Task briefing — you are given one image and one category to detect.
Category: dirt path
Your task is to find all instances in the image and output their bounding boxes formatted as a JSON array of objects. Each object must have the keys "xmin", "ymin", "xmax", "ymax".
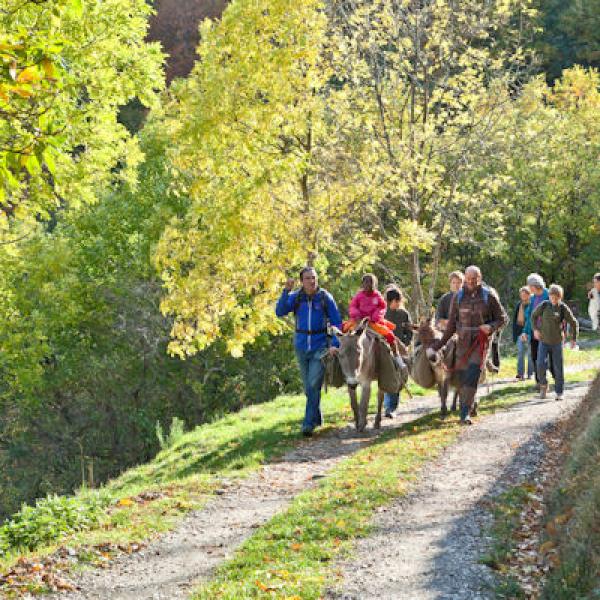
[
  {"xmin": 327, "ymin": 378, "xmax": 594, "ymax": 600},
  {"xmin": 47, "ymin": 361, "xmax": 598, "ymax": 600},
  {"xmin": 47, "ymin": 389, "xmax": 443, "ymax": 600}
]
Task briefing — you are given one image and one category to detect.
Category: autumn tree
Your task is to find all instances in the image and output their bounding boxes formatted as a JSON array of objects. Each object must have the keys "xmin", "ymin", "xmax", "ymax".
[
  {"xmin": 155, "ymin": 0, "xmax": 352, "ymax": 357},
  {"xmin": 0, "ymin": 0, "xmax": 163, "ymax": 227},
  {"xmin": 327, "ymin": 0, "xmax": 535, "ymax": 316},
  {"xmin": 501, "ymin": 67, "xmax": 600, "ymax": 299}
]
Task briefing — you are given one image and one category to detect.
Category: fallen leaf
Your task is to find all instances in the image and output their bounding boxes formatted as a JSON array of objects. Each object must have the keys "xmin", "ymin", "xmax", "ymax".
[{"xmin": 539, "ymin": 540, "xmax": 555, "ymax": 554}]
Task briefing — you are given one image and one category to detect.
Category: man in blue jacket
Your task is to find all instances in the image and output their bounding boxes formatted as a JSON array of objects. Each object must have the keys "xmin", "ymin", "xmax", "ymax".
[{"xmin": 276, "ymin": 267, "xmax": 342, "ymax": 436}]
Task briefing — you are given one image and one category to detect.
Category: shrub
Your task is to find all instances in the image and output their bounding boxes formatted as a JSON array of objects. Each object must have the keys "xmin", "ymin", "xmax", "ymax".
[{"xmin": 0, "ymin": 492, "xmax": 110, "ymax": 555}]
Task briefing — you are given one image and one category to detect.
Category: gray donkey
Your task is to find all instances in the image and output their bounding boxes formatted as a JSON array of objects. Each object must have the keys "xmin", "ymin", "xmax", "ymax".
[{"xmin": 333, "ymin": 320, "xmax": 408, "ymax": 431}]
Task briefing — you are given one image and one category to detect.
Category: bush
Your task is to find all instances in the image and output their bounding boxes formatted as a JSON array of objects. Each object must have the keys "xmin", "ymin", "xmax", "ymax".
[
  {"xmin": 0, "ymin": 492, "xmax": 110, "ymax": 555},
  {"xmin": 156, "ymin": 416, "xmax": 186, "ymax": 450}
]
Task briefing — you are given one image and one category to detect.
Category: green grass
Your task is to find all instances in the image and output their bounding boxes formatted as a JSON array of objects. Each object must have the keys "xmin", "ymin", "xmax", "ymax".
[
  {"xmin": 0, "ymin": 345, "xmax": 596, "ymax": 592},
  {"xmin": 192, "ymin": 370, "xmax": 599, "ymax": 600},
  {"xmin": 193, "ymin": 410, "xmax": 459, "ymax": 599},
  {"xmin": 0, "ymin": 381, "xmax": 425, "ymax": 576},
  {"xmin": 479, "ymin": 484, "xmax": 531, "ymax": 599}
]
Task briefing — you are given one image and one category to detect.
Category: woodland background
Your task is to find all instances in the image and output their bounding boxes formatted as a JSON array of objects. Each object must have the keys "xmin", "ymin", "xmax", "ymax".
[{"xmin": 0, "ymin": 0, "xmax": 599, "ymax": 519}]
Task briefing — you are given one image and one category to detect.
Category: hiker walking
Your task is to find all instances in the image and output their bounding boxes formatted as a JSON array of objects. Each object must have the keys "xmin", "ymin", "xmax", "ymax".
[
  {"xmin": 522, "ymin": 273, "xmax": 553, "ymax": 387},
  {"xmin": 513, "ymin": 286, "xmax": 534, "ymax": 380},
  {"xmin": 432, "ymin": 265, "xmax": 508, "ymax": 424},
  {"xmin": 276, "ymin": 267, "xmax": 342, "ymax": 437},
  {"xmin": 435, "ymin": 270, "xmax": 464, "ymax": 330},
  {"xmin": 531, "ymin": 284, "xmax": 578, "ymax": 401},
  {"xmin": 382, "ymin": 285, "xmax": 412, "ymax": 418}
]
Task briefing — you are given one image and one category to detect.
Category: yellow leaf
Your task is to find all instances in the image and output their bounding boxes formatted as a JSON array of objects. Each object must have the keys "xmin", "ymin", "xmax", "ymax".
[
  {"xmin": 290, "ymin": 542, "xmax": 303, "ymax": 551},
  {"xmin": 16, "ymin": 66, "xmax": 39, "ymax": 83},
  {"xmin": 42, "ymin": 58, "xmax": 56, "ymax": 79},
  {"xmin": 117, "ymin": 498, "xmax": 135, "ymax": 507},
  {"xmin": 554, "ymin": 513, "xmax": 570, "ymax": 525},
  {"xmin": 11, "ymin": 87, "xmax": 32, "ymax": 98}
]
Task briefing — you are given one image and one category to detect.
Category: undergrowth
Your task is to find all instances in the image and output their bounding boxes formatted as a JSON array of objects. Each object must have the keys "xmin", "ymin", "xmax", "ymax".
[{"xmin": 540, "ymin": 374, "xmax": 600, "ymax": 599}]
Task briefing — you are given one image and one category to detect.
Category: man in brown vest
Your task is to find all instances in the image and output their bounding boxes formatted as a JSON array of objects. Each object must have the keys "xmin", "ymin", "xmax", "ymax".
[{"xmin": 433, "ymin": 265, "xmax": 508, "ymax": 424}]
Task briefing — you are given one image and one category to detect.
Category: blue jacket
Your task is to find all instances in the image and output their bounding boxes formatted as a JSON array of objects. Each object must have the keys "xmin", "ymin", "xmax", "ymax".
[
  {"xmin": 522, "ymin": 289, "xmax": 549, "ymax": 340},
  {"xmin": 276, "ymin": 287, "xmax": 342, "ymax": 352}
]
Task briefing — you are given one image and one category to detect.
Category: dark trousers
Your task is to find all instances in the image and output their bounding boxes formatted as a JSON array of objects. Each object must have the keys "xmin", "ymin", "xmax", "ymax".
[{"xmin": 531, "ymin": 338, "xmax": 554, "ymax": 383}]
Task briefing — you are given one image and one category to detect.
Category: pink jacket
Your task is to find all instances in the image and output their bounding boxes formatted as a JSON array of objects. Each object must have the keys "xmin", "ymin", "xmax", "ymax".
[{"xmin": 349, "ymin": 290, "xmax": 386, "ymax": 323}]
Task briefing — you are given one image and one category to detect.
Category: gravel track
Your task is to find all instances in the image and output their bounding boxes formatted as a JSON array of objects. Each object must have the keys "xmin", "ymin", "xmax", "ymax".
[
  {"xmin": 46, "ymin": 359, "xmax": 598, "ymax": 600},
  {"xmin": 327, "ymin": 378, "xmax": 594, "ymax": 600},
  {"xmin": 47, "ymin": 389, "xmax": 445, "ymax": 600}
]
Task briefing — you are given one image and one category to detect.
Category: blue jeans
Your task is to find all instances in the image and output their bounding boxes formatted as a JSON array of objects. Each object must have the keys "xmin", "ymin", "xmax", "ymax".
[
  {"xmin": 295, "ymin": 348, "xmax": 326, "ymax": 432},
  {"xmin": 537, "ymin": 342, "xmax": 564, "ymax": 395},
  {"xmin": 516, "ymin": 337, "xmax": 534, "ymax": 378},
  {"xmin": 384, "ymin": 392, "xmax": 400, "ymax": 413}
]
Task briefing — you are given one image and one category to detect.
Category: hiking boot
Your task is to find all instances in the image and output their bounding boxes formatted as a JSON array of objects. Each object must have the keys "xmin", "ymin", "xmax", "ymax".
[
  {"xmin": 384, "ymin": 411, "xmax": 394, "ymax": 419},
  {"xmin": 460, "ymin": 417, "xmax": 473, "ymax": 425},
  {"xmin": 301, "ymin": 428, "xmax": 314, "ymax": 438},
  {"xmin": 516, "ymin": 374, "xmax": 523, "ymax": 380},
  {"xmin": 539, "ymin": 385, "xmax": 548, "ymax": 399},
  {"xmin": 555, "ymin": 394, "xmax": 564, "ymax": 401}
]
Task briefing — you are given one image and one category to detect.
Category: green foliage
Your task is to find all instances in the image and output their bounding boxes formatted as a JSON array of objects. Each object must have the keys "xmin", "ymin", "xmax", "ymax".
[
  {"xmin": 469, "ymin": 67, "xmax": 600, "ymax": 304},
  {"xmin": 0, "ymin": 0, "xmax": 164, "ymax": 226},
  {"xmin": 0, "ymin": 492, "xmax": 109, "ymax": 555},
  {"xmin": 156, "ymin": 416, "xmax": 186, "ymax": 451},
  {"xmin": 0, "ymin": 119, "xmax": 301, "ymax": 519},
  {"xmin": 536, "ymin": 0, "xmax": 600, "ymax": 81}
]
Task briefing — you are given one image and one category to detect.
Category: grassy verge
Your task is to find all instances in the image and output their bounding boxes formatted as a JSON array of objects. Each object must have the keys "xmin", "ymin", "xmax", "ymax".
[
  {"xmin": 0, "ymin": 348, "xmax": 595, "ymax": 594},
  {"xmin": 539, "ymin": 374, "xmax": 600, "ymax": 599},
  {"xmin": 0, "ymin": 378, "xmax": 427, "ymax": 581},
  {"xmin": 479, "ymin": 371, "xmax": 600, "ymax": 600},
  {"xmin": 192, "ymin": 370, "xmax": 599, "ymax": 600},
  {"xmin": 479, "ymin": 484, "xmax": 533, "ymax": 599}
]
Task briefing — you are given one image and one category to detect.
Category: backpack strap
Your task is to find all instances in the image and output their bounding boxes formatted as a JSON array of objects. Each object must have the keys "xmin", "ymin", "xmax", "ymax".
[{"xmin": 457, "ymin": 286, "xmax": 490, "ymax": 305}]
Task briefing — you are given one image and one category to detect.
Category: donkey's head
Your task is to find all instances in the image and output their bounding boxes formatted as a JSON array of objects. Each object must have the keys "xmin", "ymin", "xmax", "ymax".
[
  {"xmin": 333, "ymin": 320, "xmax": 378, "ymax": 386},
  {"xmin": 411, "ymin": 316, "xmax": 442, "ymax": 349},
  {"xmin": 333, "ymin": 329, "xmax": 360, "ymax": 386}
]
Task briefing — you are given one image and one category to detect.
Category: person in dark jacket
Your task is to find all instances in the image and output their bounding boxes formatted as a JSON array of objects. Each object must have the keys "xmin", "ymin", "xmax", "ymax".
[
  {"xmin": 513, "ymin": 286, "xmax": 534, "ymax": 379},
  {"xmin": 435, "ymin": 270, "xmax": 464, "ymax": 330},
  {"xmin": 432, "ymin": 266, "xmax": 508, "ymax": 424},
  {"xmin": 276, "ymin": 267, "xmax": 342, "ymax": 436},
  {"xmin": 383, "ymin": 285, "xmax": 412, "ymax": 418}
]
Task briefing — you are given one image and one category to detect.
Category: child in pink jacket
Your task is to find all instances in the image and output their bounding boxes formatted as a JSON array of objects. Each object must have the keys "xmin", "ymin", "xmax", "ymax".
[{"xmin": 346, "ymin": 274, "xmax": 396, "ymax": 345}]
